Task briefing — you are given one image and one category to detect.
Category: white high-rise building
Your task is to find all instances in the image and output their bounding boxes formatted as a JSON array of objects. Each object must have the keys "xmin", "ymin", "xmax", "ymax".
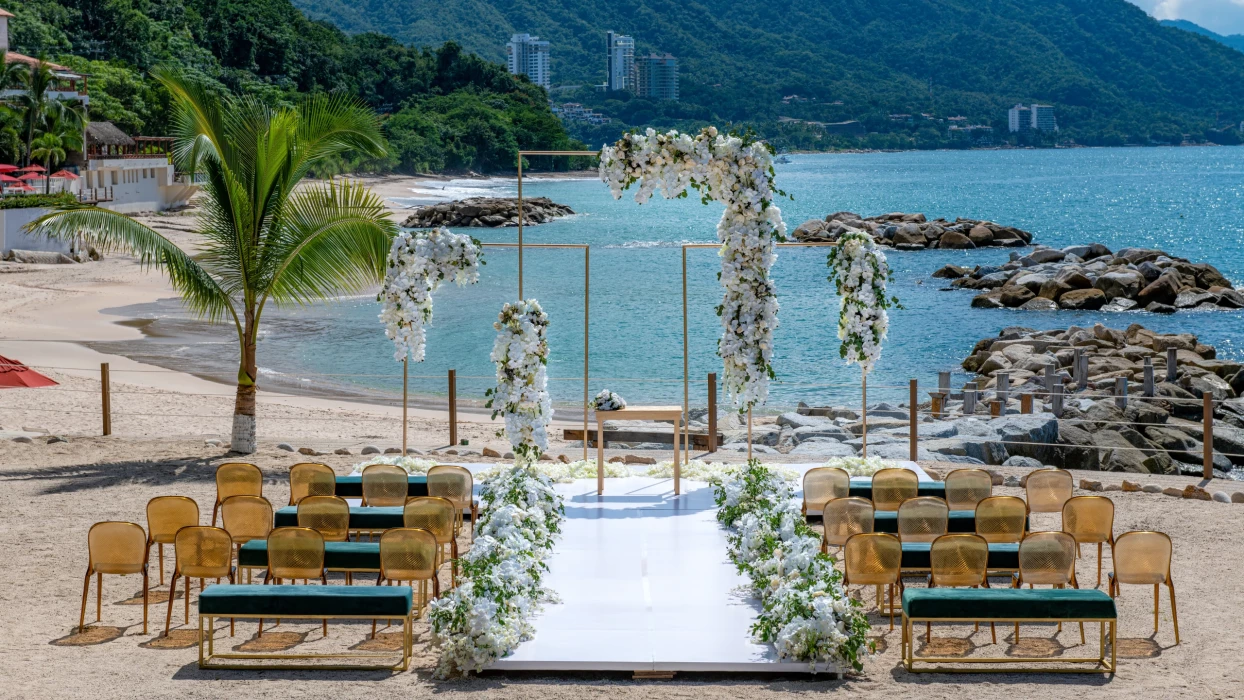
[
  {"xmin": 634, "ymin": 54, "xmax": 679, "ymax": 101},
  {"xmin": 1008, "ymin": 103, "xmax": 1057, "ymax": 132},
  {"xmin": 1031, "ymin": 104, "xmax": 1058, "ymax": 131},
  {"xmin": 505, "ymin": 33, "xmax": 550, "ymax": 89},
  {"xmin": 606, "ymin": 31, "xmax": 634, "ymax": 92}
]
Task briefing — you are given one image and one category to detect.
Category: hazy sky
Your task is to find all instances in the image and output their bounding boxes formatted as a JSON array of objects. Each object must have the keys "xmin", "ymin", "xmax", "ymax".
[{"xmin": 1129, "ymin": 0, "xmax": 1244, "ymax": 34}]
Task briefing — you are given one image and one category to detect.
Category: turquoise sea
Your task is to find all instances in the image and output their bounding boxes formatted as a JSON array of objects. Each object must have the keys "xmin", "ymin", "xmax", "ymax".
[{"xmin": 107, "ymin": 147, "xmax": 1244, "ymax": 411}]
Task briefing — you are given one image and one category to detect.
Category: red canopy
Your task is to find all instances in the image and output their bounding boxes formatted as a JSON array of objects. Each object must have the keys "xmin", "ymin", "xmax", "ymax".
[
  {"xmin": 17, "ymin": 164, "xmax": 45, "ymax": 173},
  {"xmin": 0, "ymin": 174, "xmax": 19, "ymax": 183},
  {"xmin": 0, "ymin": 164, "xmax": 18, "ymax": 173},
  {"xmin": 50, "ymin": 170, "xmax": 79, "ymax": 180},
  {"xmin": 18, "ymin": 172, "xmax": 43, "ymax": 181},
  {"xmin": 0, "ymin": 355, "xmax": 57, "ymax": 388}
]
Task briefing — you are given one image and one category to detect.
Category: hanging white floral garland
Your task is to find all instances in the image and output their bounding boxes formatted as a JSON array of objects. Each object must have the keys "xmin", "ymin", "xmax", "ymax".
[
  {"xmin": 712, "ymin": 461, "xmax": 872, "ymax": 670},
  {"xmin": 429, "ymin": 465, "xmax": 565, "ymax": 676},
  {"xmin": 600, "ymin": 127, "xmax": 786, "ymax": 410},
  {"xmin": 378, "ymin": 227, "xmax": 483, "ymax": 362},
  {"xmin": 485, "ymin": 299, "xmax": 552, "ymax": 465},
  {"xmin": 825, "ymin": 230, "xmax": 899, "ymax": 373}
]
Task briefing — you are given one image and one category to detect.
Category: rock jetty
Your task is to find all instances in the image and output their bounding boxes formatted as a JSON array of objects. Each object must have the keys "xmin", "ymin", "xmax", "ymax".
[
  {"xmin": 400, "ymin": 197, "xmax": 574, "ymax": 228},
  {"xmin": 935, "ymin": 243, "xmax": 1241, "ymax": 313},
  {"xmin": 792, "ymin": 211, "xmax": 1034, "ymax": 249}
]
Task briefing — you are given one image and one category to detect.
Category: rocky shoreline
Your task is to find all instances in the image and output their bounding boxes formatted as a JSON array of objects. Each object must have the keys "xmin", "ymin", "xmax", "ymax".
[
  {"xmin": 935, "ymin": 243, "xmax": 1241, "ymax": 313},
  {"xmin": 400, "ymin": 197, "xmax": 574, "ymax": 228},
  {"xmin": 793, "ymin": 211, "xmax": 1034, "ymax": 249}
]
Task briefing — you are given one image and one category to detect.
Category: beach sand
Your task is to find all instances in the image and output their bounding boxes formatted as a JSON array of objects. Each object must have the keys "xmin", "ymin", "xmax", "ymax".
[{"xmin": 2, "ymin": 173, "xmax": 1243, "ymax": 697}]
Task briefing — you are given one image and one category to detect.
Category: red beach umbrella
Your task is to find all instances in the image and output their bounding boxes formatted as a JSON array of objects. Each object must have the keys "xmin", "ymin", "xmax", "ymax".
[
  {"xmin": 0, "ymin": 164, "xmax": 18, "ymax": 173},
  {"xmin": 18, "ymin": 172, "xmax": 43, "ymax": 181},
  {"xmin": 50, "ymin": 170, "xmax": 79, "ymax": 180},
  {"xmin": 0, "ymin": 174, "xmax": 20, "ymax": 183},
  {"xmin": 0, "ymin": 355, "xmax": 57, "ymax": 388},
  {"xmin": 17, "ymin": 164, "xmax": 46, "ymax": 172}
]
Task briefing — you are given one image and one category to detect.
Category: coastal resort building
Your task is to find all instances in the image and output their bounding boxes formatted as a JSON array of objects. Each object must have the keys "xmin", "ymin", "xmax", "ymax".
[
  {"xmin": 634, "ymin": 53, "xmax": 679, "ymax": 101},
  {"xmin": 1008, "ymin": 103, "xmax": 1058, "ymax": 132},
  {"xmin": 505, "ymin": 33, "xmax": 551, "ymax": 89},
  {"xmin": 82, "ymin": 122, "xmax": 199, "ymax": 214},
  {"xmin": 606, "ymin": 31, "xmax": 635, "ymax": 92}
]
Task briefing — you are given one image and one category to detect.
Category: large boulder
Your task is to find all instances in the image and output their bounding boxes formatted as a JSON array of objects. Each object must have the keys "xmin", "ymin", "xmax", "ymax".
[
  {"xmin": 939, "ymin": 231, "xmax": 975, "ymax": 249},
  {"xmin": 932, "ymin": 264, "xmax": 972, "ymax": 279},
  {"xmin": 968, "ymin": 225, "xmax": 994, "ymax": 245},
  {"xmin": 1095, "ymin": 429, "xmax": 1170, "ymax": 474},
  {"xmin": 1174, "ymin": 290, "xmax": 1215, "ymax": 309},
  {"xmin": 791, "ymin": 425, "xmax": 854, "ymax": 443},
  {"xmin": 1020, "ymin": 297, "xmax": 1059, "ymax": 311},
  {"xmin": 1000, "ymin": 286, "xmax": 1036, "ymax": 307},
  {"xmin": 892, "ymin": 225, "xmax": 926, "ymax": 247},
  {"xmin": 1026, "ymin": 248, "xmax": 1066, "ymax": 264},
  {"xmin": 1038, "ymin": 278, "xmax": 1074, "ymax": 301},
  {"xmin": 1190, "ymin": 263, "xmax": 1232, "ymax": 290},
  {"xmin": 1137, "ymin": 271, "xmax": 1181, "ymax": 306},
  {"xmin": 777, "ymin": 412, "xmax": 832, "ymax": 429},
  {"xmin": 1055, "ymin": 268, "xmax": 1094, "ymax": 289},
  {"xmin": 1094, "ymin": 270, "xmax": 1144, "ymax": 301},
  {"xmin": 989, "ymin": 413, "xmax": 1059, "ymax": 463},
  {"xmin": 1059, "ymin": 288, "xmax": 1107, "ymax": 310},
  {"xmin": 971, "ymin": 291, "xmax": 1005, "ymax": 309},
  {"xmin": 869, "ymin": 442, "xmax": 934, "ymax": 461},
  {"xmin": 789, "ymin": 441, "xmax": 856, "ymax": 457},
  {"xmin": 1057, "ymin": 423, "xmax": 1100, "ymax": 470}
]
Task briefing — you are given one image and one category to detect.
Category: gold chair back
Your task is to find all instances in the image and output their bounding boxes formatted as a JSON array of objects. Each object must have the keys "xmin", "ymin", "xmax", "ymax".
[
  {"xmin": 220, "ymin": 495, "xmax": 273, "ymax": 545},
  {"xmin": 1017, "ymin": 531, "xmax": 1077, "ymax": 586},
  {"xmin": 88, "ymin": 521, "xmax": 148, "ymax": 575},
  {"xmin": 802, "ymin": 467, "xmax": 850, "ymax": 514},
  {"xmin": 216, "ymin": 462, "xmax": 263, "ymax": 502},
  {"xmin": 897, "ymin": 496, "xmax": 949, "ymax": 544},
  {"xmin": 403, "ymin": 497, "xmax": 456, "ymax": 545},
  {"xmin": 871, "ymin": 468, "xmax": 918, "ymax": 511},
  {"xmin": 427, "ymin": 465, "xmax": 474, "ymax": 509},
  {"xmin": 267, "ymin": 527, "xmax": 326, "ymax": 580},
  {"xmin": 1112, "ymin": 531, "xmax": 1172, "ymax": 585},
  {"xmin": 297, "ymin": 495, "xmax": 350, "ymax": 542},
  {"xmin": 844, "ymin": 533, "xmax": 902, "ymax": 586},
  {"xmin": 379, "ymin": 528, "xmax": 439, "ymax": 581},
  {"xmin": 289, "ymin": 462, "xmax": 336, "ymax": 506},
  {"xmin": 174, "ymin": 526, "xmax": 234, "ymax": 579},
  {"xmin": 362, "ymin": 464, "xmax": 409, "ymax": 507},
  {"xmin": 1062, "ymin": 495, "xmax": 1114, "ymax": 545},
  {"xmin": 146, "ymin": 496, "xmax": 199, "ymax": 545},
  {"xmin": 822, "ymin": 497, "xmax": 875, "ymax": 548},
  {"xmin": 1025, "ymin": 468, "xmax": 1073, "ymax": 514},
  {"xmin": 930, "ymin": 534, "xmax": 989, "ymax": 588},
  {"xmin": 974, "ymin": 495, "xmax": 1028, "ymax": 544},
  {"xmin": 944, "ymin": 469, "xmax": 993, "ymax": 511}
]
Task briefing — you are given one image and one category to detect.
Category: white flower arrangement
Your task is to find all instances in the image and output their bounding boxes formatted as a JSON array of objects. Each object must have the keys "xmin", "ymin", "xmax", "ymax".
[
  {"xmin": 825, "ymin": 230, "xmax": 899, "ymax": 373},
  {"xmin": 592, "ymin": 389, "xmax": 627, "ymax": 411},
  {"xmin": 378, "ymin": 227, "xmax": 483, "ymax": 363},
  {"xmin": 429, "ymin": 465, "xmax": 565, "ymax": 676},
  {"xmin": 485, "ymin": 300, "xmax": 552, "ymax": 465},
  {"xmin": 645, "ymin": 459, "xmax": 799, "ymax": 484},
  {"xmin": 600, "ymin": 127, "xmax": 786, "ymax": 410},
  {"xmin": 821, "ymin": 455, "xmax": 893, "ymax": 478},
  {"xmin": 475, "ymin": 459, "xmax": 632, "ymax": 484},
  {"xmin": 348, "ymin": 455, "xmax": 438, "ymax": 475},
  {"xmin": 713, "ymin": 460, "xmax": 872, "ymax": 671}
]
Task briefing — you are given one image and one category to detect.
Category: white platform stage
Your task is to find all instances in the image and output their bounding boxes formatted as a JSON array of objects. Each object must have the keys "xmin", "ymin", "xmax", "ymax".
[{"xmin": 484, "ymin": 462, "xmax": 925, "ymax": 675}]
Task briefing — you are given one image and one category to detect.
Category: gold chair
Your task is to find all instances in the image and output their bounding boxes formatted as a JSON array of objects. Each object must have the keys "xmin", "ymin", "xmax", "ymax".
[
  {"xmin": 372, "ymin": 528, "xmax": 441, "ymax": 638},
  {"xmin": 428, "ymin": 465, "xmax": 479, "ymax": 541},
  {"xmin": 262, "ymin": 527, "xmax": 329, "ymax": 636},
  {"xmin": 165, "ymin": 526, "xmax": 234, "ymax": 637},
  {"xmin": 802, "ymin": 466, "xmax": 850, "ymax": 516},
  {"xmin": 843, "ymin": 533, "xmax": 903, "ymax": 629},
  {"xmin": 1025, "ymin": 468, "xmax": 1073, "ymax": 527},
  {"xmin": 1013, "ymin": 531, "xmax": 1082, "ymax": 643},
  {"xmin": 821, "ymin": 497, "xmax": 875, "ymax": 554},
  {"xmin": 146, "ymin": 496, "xmax": 199, "ymax": 585},
  {"xmin": 220, "ymin": 495, "xmax": 273, "ymax": 582},
  {"xmin": 871, "ymin": 468, "xmax": 918, "ymax": 511},
  {"xmin": 1063, "ymin": 495, "xmax": 1115, "ymax": 587},
  {"xmin": 1109, "ymin": 531, "xmax": 1179, "ymax": 644},
  {"xmin": 361, "ymin": 463, "xmax": 409, "ymax": 507},
  {"xmin": 297, "ymin": 495, "xmax": 351, "ymax": 542},
  {"xmin": 403, "ymin": 497, "xmax": 459, "ymax": 583},
  {"xmin": 211, "ymin": 462, "xmax": 262, "ymax": 526},
  {"xmin": 927, "ymin": 533, "xmax": 993, "ymax": 643},
  {"xmin": 288, "ymin": 462, "xmax": 336, "ymax": 506},
  {"xmin": 974, "ymin": 495, "xmax": 1028, "ymax": 544},
  {"xmin": 897, "ymin": 496, "xmax": 949, "ymax": 544},
  {"xmin": 944, "ymin": 469, "xmax": 993, "ymax": 511},
  {"xmin": 78, "ymin": 521, "xmax": 149, "ymax": 634}
]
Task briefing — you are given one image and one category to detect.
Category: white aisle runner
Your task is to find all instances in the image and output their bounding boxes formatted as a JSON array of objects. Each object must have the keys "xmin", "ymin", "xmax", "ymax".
[{"xmin": 488, "ymin": 475, "xmax": 835, "ymax": 673}]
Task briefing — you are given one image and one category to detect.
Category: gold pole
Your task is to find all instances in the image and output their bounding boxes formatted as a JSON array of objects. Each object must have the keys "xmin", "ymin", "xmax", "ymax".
[
  {"xmin": 448, "ymin": 369, "xmax": 457, "ymax": 447},
  {"xmin": 584, "ymin": 246, "xmax": 590, "ymax": 463},
  {"xmin": 100, "ymin": 362, "xmax": 111, "ymax": 436},
  {"xmin": 517, "ymin": 155, "xmax": 523, "ymax": 300},
  {"xmin": 861, "ymin": 373, "xmax": 868, "ymax": 459},
  {"xmin": 682, "ymin": 246, "xmax": 689, "ymax": 466},
  {"xmin": 747, "ymin": 407, "xmax": 753, "ymax": 461},
  {"xmin": 402, "ymin": 358, "xmax": 408, "ymax": 453}
]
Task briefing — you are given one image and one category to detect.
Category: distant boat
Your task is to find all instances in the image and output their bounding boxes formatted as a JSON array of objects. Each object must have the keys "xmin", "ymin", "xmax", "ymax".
[{"xmin": 775, "ymin": 155, "xmax": 792, "ymax": 164}]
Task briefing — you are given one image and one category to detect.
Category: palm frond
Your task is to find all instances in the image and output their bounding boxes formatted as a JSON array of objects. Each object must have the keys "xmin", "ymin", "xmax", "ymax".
[
  {"xmin": 287, "ymin": 93, "xmax": 387, "ymax": 182},
  {"xmin": 23, "ymin": 207, "xmax": 238, "ymax": 324},
  {"xmin": 151, "ymin": 66, "xmax": 230, "ymax": 176}
]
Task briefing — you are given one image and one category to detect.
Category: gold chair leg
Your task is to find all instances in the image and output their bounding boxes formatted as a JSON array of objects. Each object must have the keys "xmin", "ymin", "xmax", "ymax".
[
  {"xmin": 926, "ymin": 621, "xmax": 931, "ymax": 643},
  {"xmin": 165, "ymin": 575, "xmax": 178, "ymax": 636},
  {"xmin": 158, "ymin": 544, "xmax": 165, "ymax": 586},
  {"xmin": 184, "ymin": 577, "xmax": 191, "ymax": 625},
  {"xmin": 1014, "ymin": 622, "xmax": 1020, "ymax": 642},
  {"xmin": 142, "ymin": 569, "xmax": 149, "ymax": 634},
  {"xmin": 1079, "ymin": 621, "xmax": 1085, "ymax": 645},
  {"xmin": 1096, "ymin": 542, "xmax": 1103, "ymax": 588},
  {"xmin": 96, "ymin": 572, "xmax": 102, "ymax": 623},
  {"xmin": 1168, "ymin": 581, "xmax": 1180, "ymax": 644},
  {"xmin": 79, "ymin": 569, "xmax": 92, "ymax": 633},
  {"xmin": 990, "ymin": 622, "xmax": 996, "ymax": 644},
  {"xmin": 1154, "ymin": 584, "xmax": 1160, "ymax": 635},
  {"xmin": 888, "ymin": 584, "xmax": 894, "ymax": 631}
]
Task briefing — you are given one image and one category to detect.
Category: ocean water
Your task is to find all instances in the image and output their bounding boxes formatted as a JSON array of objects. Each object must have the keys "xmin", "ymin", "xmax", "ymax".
[{"xmin": 104, "ymin": 148, "xmax": 1244, "ymax": 411}]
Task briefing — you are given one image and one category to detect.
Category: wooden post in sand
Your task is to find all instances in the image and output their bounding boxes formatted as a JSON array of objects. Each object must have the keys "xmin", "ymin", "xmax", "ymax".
[
  {"xmin": 908, "ymin": 379, "xmax": 917, "ymax": 462},
  {"xmin": 448, "ymin": 369, "xmax": 458, "ymax": 447},
  {"xmin": 1204, "ymin": 394, "xmax": 1214, "ymax": 480},
  {"xmin": 707, "ymin": 373, "xmax": 717, "ymax": 453},
  {"xmin": 100, "ymin": 362, "xmax": 111, "ymax": 436}
]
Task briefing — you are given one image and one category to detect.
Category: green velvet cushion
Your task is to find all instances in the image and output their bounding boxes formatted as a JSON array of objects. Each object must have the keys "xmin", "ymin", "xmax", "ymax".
[
  {"xmin": 847, "ymin": 477, "xmax": 945, "ymax": 499},
  {"xmin": 333, "ymin": 475, "xmax": 427, "ymax": 499},
  {"xmin": 238, "ymin": 541, "xmax": 381, "ymax": 571},
  {"xmin": 199, "ymin": 584, "xmax": 411, "ymax": 617},
  {"xmin": 874, "ymin": 510, "xmax": 984, "ymax": 533},
  {"xmin": 902, "ymin": 588, "xmax": 1116, "ymax": 620},
  {"xmin": 900, "ymin": 542, "xmax": 1019, "ymax": 570},
  {"xmin": 273, "ymin": 506, "xmax": 405, "ymax": 530}
]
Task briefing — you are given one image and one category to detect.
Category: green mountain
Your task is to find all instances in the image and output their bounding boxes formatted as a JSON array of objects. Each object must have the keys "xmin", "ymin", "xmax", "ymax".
[
  {"xmin": 1160, "ymin": 19, "xmax": 1244, "ymax": 54},
  {"xmin": 3, "ymin": 0, "xmax": 583, "ymax": 172},
  {"xmin": 291, "ymin": 0, "xmax": 1244, "ymax": 147}
]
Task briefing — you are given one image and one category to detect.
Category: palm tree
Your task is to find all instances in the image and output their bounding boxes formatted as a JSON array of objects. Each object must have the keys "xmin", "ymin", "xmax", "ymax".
[
  {"xmin": 30, "ymin": 105, "xmax": 83, "ymax": 193},
  {"xmin": 29, "ymin": 132, "xmax": 63, "ymax": 193},
  {"xmin": 26, "ymin": 68, "xmax": 398, "ymax": 453},
  {"xmin": 16, "ymin": 59, "xmax": 56, "ymax": 166}
]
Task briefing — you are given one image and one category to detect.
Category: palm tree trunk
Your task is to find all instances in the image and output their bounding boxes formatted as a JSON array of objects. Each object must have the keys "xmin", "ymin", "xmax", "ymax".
[{"xmin": 231, "ymin": 312, "xmax": 259, "ymax": 454}]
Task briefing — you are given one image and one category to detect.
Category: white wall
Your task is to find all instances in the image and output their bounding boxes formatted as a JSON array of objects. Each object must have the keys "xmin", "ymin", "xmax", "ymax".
[
  {"xmin": 86, "ymin": 159, "xmax": 195, "ymax": 213},
  {"xmin": 0, "ymin": 207, "xmax": 71, "ymax": 255}
]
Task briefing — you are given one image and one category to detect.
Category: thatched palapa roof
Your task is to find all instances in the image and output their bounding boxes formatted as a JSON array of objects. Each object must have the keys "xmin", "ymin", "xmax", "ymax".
[{"xmin": 86, "ymin": 122, "xmax": 135, "ymax": 147}]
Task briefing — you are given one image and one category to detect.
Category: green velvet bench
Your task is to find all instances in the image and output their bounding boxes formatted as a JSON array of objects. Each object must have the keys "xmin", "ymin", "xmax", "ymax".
[
  {"xmin": 273, "ymin": 506, "xmax": 405, "ymax": 531},
  {"xmin": 901, "ymin": 588, "xmax": 1116, "ymax": 674},
  {"xmin": 197, "ymin": 584, "xmax": 412, "ymax": 670},
  {"xmin": 847, "ymin": 476, "xmax": 945, "ymax": 500},
  {"xmin": 873, "ymin": 510, "xmax": 1029, "ymax": 534},
  {"xmin": 237, "ymin": 541, "xmax": 381, "ymax": 582},
  {"xmin": 334, "ymin": 475, "xmax": 428, "ymax": 499},
  {"xmin": 899, "ymin": 542, "xmax": 1019, "ymax": 572}
]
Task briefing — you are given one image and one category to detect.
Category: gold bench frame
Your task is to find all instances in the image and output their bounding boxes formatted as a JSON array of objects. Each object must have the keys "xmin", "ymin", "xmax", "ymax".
[
  {"xmin": 901, "ymin": 612, "xmax": 1116, "ymax": 674},
  {"xmin": 198, "ymin": 612, "xmax": 412, "ymax": 671}
]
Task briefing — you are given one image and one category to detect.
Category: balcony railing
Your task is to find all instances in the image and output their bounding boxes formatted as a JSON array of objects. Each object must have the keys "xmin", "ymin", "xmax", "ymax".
[{"xmin": 88, "ymin": 137, "xmax": 175, "ymax": 161}]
